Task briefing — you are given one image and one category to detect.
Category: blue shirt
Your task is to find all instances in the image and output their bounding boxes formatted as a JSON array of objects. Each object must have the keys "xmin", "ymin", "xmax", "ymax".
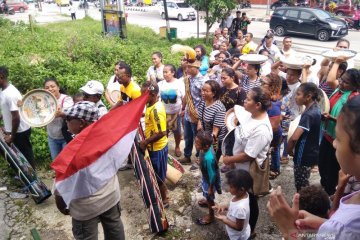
[
  {"xmin": 200, "ymin": 146, "xmax": 217, "ymax": 185},
  {"xmin": 199, "ymin": 56, "xmax": 209, "ymax": 76}
]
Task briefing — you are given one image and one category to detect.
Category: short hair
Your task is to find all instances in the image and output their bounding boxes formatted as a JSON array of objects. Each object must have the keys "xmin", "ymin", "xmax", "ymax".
[
  {"xmin": 345, "ymin": 68, "xmax": 360, "ymax": 91},
  {"xmin": 242, "ymin": 12, "xmax": 246, "ymax": 16},
  {"xmin": 299, "ymin": 185, "xmax": 330, "ymax": 219},
  {"xmin": 258, "ymin": 49, "xmax": 270, "ymax": 55},
  {"xmin": 194, "ymin": 44, "xmax": 207, "ymax": 56},
  {"xmin": 118, "ymin": 63, "xmax": 132, "ymax": 77},
  {"xmin": 247, "ymin": 32, "xmax": 253, "ymax": 38},
  {"xmin": 336, "ymin": 38, "xmax": 350, "ymax": 48},
  {"xmin": 236, "ymin": 10, "xmax": 241, "ymax": 14},
  {"xmin": 204, "ymin": 80, "xmax": 221, "ymax": 100},
  {"xmin": 283, "ymin": 36, "xmax": 292, "ymax": 41},
  {"xmin": 231, "ymin": 39, "xmax": 238, "ymax": 48},
  {"xmin": 0, "ymin": 66, "xmax": 9, "ymax": 80},
  {"xmin": 225, "ymin": 169, "xmax": 253, "ymax": 191},
  {"xmin": 249, "ymin": 87, "xmax": 272, "ymax": 111},
  {"xmin": 340, "ymin": 95, "xmax": 360, "ymax": 154},
  {"xmin": 142, "ymin": 81, "xmax": 159, "ymax": 95},
  {"xmin": 196, "ymin": 130, "xmax": 213, "ymax": 148}
]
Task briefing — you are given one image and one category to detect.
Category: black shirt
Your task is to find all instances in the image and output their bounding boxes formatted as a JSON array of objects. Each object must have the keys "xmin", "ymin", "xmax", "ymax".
[{"xmin": 294, "ymin": 103, "xmax": 321, "ymax": 167}]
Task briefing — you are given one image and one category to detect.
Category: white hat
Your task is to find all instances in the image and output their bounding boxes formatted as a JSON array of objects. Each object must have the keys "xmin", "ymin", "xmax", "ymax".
[
  {"xmin": 80, "ymin": 80, "xmax": 104, "ymax": 95},
  {"xmin": 234, "ymin": 105, "xmax": 251, "ymax": 126}
]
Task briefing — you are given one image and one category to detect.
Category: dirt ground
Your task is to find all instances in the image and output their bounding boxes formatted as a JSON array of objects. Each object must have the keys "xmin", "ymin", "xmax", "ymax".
[{"xmin": 1, "ymin": 134, "xmax": 321, "ymax": 240}]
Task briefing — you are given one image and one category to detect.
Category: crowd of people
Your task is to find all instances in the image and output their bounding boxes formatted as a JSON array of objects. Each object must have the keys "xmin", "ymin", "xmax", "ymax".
[{"xmin": 0, "ymin": 24, "xmax": 359, "ymax": 239}]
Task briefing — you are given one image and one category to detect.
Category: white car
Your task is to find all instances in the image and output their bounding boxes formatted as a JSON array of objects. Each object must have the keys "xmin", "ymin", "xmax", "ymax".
[{"xmin": 158, "ymin": 1, "xmax": 196, "ymax": 21}]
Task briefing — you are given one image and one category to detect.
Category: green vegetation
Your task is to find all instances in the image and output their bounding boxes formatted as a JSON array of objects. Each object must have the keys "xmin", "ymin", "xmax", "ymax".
[{"xmin": 0, "ymin": 17, "xmax": 211, "ymax": 168}]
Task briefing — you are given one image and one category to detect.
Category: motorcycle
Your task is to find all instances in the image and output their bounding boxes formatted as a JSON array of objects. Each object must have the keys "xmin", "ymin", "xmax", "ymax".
[
  {"xmin": 344, "ymin": 17, "xmax": 354, "ymax": 29},
  {"xmin": 0, "ymin": 5, "xmax": 15, "ymax": 15},
  {"xmin": 239, "ymin": 1, "xmax": 251, "ymax": 8}
]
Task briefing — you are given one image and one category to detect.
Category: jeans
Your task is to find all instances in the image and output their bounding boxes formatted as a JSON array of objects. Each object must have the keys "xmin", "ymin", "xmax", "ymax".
[
  {"xmin": 72, "ymin": 202, "xmax": 125, "ymax": 240},
  {"xmin": 48, "ymin": 136, "xmax": 67, "ymax": 160},
  {"xmin": 183, "ymin": 119, "xmax": 198, "ymax": 158},
  {"xmin": 270, "ymin": 129, "xmax": 282, "ymax": 172},
  {"xmin": 14, "ymin": 128, "xmax": 35, "ymax": 169}
]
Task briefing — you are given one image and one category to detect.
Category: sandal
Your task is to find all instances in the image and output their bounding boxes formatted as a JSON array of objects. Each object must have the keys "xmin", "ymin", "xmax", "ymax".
[
  {"xmin": 311, "ymin": 165, "xmax": 319, "ymax": 173},
  {"xmin": 175, "ymin": 148, "xmax": 182, "ymax": 157},
  {"xmin": 269, "ymin": 171, "xmax": 280, "ymax": 180},
  {"xmin": 195, "ymin": 217, "xmax": 213, "ymax": 225},
  {"xmin": 198, "ymin": 198, "xmax": 208, "ymax": 208}
]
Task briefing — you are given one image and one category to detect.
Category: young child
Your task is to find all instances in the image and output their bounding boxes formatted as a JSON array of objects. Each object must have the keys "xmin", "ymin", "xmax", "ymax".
[
  {"xmin": 139, "ymin": 81, "xmax": 169, "ymax": 208},
  {"xmin": 194, "ymin": 130, "xmax": 221, "ymax": 225},
  {"xmin": 213, "ymin": 169, "xmax": 252, "ymax": 240},
  {"xmin": 287, "ymin": 82, "xmax": 321, "ymax": 192},
  {"xmin": 299, "ymin": 185, "xmax": 330, "ymax": 219}
]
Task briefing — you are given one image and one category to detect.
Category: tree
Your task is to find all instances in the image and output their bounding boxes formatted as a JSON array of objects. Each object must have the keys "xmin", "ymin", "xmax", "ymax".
[{"xmin": 187, "ymin": 0, "xmax": 236, "ymax": 43}]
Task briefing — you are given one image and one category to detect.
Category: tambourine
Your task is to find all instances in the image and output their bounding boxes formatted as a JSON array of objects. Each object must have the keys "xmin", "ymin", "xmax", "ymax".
[
  {"xmin": 110, "ymin": 90, "xmax": 121, "ymax": 103},
  {"xmin": 240, "ymin": 54, "xmax": 268, "ymax": 64},
  {"xmin": 225, "ymin": 108, "xmax": 238, "ymax": 131},
  {"xmin": 287, "ymin": 115, "xmax": 301, "ymax": 141},
  {"xmin": 19, "ymin": 89, "xmax": 58, "ymax": 128},
  {"xmin": 319, "ymin": 89, "xmax": 330, "ymax": 114},
  {"xmin": 321, "ymin": 49, "xmax": 357, "ymax": 61}
]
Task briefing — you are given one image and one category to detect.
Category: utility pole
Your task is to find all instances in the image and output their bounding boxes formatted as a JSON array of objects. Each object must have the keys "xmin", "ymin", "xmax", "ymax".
[{"xmin": 162, "ymin": 0, "xmax": 171, "ymax": 41}]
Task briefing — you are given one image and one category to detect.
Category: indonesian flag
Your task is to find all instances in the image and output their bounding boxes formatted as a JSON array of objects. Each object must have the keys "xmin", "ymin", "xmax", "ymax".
[{"xmin": 51, "ymin": 92, "xmax": 149, "ymax": 207}]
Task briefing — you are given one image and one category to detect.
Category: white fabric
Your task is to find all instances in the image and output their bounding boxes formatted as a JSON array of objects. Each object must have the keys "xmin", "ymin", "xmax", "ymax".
[
  {"xmin": 281, "ymin": 48, "xmax": 297, "ymax": 59},
  {"xmin": 158, "ymin": 79, "xmax": 185, "ymax": 114},
  {"xmin": 226, "ymin": 194, "xmax": 251, "ymax": 240},
  {"xmin": 69, "ymin": 175, "xmax": 120, "ymax": 221},
  {"xmin": 209, "ymin": 50, "xmax": 220, "ymax": 61},
  {"xmin": 233, "ymin": 114, "xmax": 273, "ymax": 172},
  {"xmin": 0, "ymin": 84, "xmax": 30, "ymax": 133},
  {"xmin": 306, "ymin": 70, "xmax": 320, "ymax": 86},
  {"xmin": 146, "ymin": 65, "xmax": 164, "ymax": 82},
  {"xmin": 47, "ymin": 94, "xmax": 74, "ymax": 139},
  {"xmin": 55, "ymin": 129, "xmax": 136, "ymax": 207},
  {"xmin": 260, "ymin": 61, "xmax": 271, "ymax": 76},
  {"xmin": 80, "ymin": 80, "xmax": 104, "ymax": 95}
]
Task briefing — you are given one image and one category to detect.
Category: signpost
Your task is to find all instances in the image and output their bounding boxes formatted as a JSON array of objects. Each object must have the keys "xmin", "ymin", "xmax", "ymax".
[{"xmin": 100, "ymin": 0, "xmax": 127, "ymax": 38}]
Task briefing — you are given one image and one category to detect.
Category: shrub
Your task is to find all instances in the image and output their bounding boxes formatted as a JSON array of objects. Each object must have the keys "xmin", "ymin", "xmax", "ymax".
[{"xmin": 0, "ymin": 17, "xmax": 211, "ymax": 168}]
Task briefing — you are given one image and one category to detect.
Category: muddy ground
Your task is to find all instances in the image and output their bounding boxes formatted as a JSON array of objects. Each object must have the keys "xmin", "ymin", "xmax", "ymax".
[{"xmin": 0, "ymin": 135, "xmax": 320, "ymax": 240}]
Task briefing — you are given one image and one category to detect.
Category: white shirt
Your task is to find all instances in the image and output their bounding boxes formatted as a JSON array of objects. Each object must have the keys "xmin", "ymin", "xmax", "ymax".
[
  {"xmin": 306, "ymin": 70, "xmax": 320, "ymax": 86},
  {"xmin": 0, "ymin": 84, "xmax": 30, "ymax": 133},
  {"xmin": 158, "ymin": 79, "xmax": 185, "ymax": 114},
  {"xmin": 96, "ymin": 99, "xmax": 108, "ymax": 118},
  {"xmin": 146, "ymin": 65, "xmax": 164, "ymax": 82},
  {"xmin": 282, "ymin": 81, "xmax": 302, "ymax": 120},
  {"xmin": 281, "ymin": 48, "xmax": 297, "ymax": 59},
  {"xmin": 47, "ymin": 94, "xmax": 73, "ymax": 139},
  {"xmin": 226, "ymin": 194, "xmax": 251, "ymax": 240},
  {"xmin": 233, "ymin": 115, "xmax": 273, "ymax": 172}
]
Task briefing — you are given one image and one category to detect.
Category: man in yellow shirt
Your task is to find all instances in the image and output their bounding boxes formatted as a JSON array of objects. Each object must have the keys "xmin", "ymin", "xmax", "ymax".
[
  {"xmin": 139, "ymin": 81, "xmax": 169, "ymax": 208},
  {"xmin": 241, "ymin": 32, "xmax": 257, "ymax": 54},
  {"xmin": 113, "ymin": 62, "xmax": 141, "ymax": 107}
]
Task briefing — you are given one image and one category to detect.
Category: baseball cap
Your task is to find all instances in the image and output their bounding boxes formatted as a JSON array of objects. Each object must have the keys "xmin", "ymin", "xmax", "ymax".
[
  {"xmin": 80, "ymin": 80, "xmax": 104, "ymax": 95},
  {"xmin": 64, "ymin": 101, "xmax": 99, "ymax": 122}
]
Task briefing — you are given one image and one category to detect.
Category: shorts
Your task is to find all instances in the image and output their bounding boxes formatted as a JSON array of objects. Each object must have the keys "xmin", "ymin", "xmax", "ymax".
[
  {"xmin": 201, "ymin": 174, "xmax": 221, "ymax": 202},
  {"xmin": 149, "ymin": 145, "xmax": 168, "ymax": 182}
]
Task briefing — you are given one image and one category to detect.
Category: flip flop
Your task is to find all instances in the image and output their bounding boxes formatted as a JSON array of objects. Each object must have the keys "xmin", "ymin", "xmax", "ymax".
[
  {"xmin": 269, "ymin": 171, "xmax": 280, "ymax": 180},
  {"xmin": 195, "ymin": 217, "xmax": 213, "ymax": 225}
]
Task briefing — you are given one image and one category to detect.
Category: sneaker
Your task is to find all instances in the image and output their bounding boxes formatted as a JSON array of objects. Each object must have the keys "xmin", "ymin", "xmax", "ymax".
[
  {"xmin": 179, "ymin": 156, "xmax": 191, "ymax": 165},
  {"xmin": 118, "ymin": 164, "xmax": 133, "ymax": 171},
  {"xmin": 189, "ymin": 164, "xmax": 198, "ymax": 171}
]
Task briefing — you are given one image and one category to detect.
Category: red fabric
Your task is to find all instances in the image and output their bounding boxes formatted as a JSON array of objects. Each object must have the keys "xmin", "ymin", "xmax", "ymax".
[{"xmin": 51, "ymin": 92, "xmax": 149, "ymax": 181}]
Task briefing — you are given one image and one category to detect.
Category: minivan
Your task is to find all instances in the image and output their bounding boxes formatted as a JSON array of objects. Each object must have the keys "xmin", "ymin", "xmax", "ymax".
[
  {"xmin": 270, "ymin": 7, "xmax": 348, "ymax": 41},
  {"xmin": 157, "ymin": 1, "xmax": 196, "ymax": 21}
]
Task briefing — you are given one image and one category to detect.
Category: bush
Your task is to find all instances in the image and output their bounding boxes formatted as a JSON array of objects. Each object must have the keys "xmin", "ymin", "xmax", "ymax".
[{"xmin": 0, "ymin": 17, "xmax": 211, "ymax": 168}]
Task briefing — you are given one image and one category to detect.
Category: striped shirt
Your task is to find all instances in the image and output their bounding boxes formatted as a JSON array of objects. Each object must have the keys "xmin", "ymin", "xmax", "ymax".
[
  {"xmin": 319, "ymin": 78, "xmax": 335, "ymax": 98},
  {"xmin": 241, "ymin": 75, "xmax": 262, "ymax": 94},
  {"xmin": 198, "ymin": 100, "xmax": 227, "ymax": 141}
]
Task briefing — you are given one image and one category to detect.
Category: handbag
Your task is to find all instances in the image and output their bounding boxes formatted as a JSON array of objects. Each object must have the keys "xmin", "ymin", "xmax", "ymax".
[{"xmin": 249, "ymin": 152, "xmax": 270, "ymax": 196}]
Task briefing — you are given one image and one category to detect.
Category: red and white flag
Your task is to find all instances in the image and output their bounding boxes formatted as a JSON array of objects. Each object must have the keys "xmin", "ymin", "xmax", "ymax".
[{"xmin": 51, "ymin": 92, "xmax": 149, "ymax": 207}]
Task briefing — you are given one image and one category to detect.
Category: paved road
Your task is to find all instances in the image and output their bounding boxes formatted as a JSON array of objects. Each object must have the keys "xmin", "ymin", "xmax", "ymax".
[{"xmin": 4, "ymin": 4, "xmax": 360, "ymax": 67}]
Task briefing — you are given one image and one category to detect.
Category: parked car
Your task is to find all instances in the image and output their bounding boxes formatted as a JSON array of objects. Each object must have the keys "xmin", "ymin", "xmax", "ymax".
[
  {"xmin": 270, "ymin": 0, "xmax": 292, "ymax": 10},
  {"xmin": 318, "ymin": 0, "xmax": 355, "ymax": 16},
  {"xmin": 157, "ymin": 1, "xmax": 196, "ymax": 21},
  {"xmin": 7, "ymin": 0, "xmax": 28, "ymax": 12},
  {"xmin": 270, "ymin": 7, "xmax": 348, "ymax": 41}
]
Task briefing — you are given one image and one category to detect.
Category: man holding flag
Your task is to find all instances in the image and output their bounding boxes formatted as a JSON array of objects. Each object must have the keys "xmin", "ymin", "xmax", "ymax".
[{"xmin": 52, "ymin": 92, "xmax": 149, "ymax": 239}]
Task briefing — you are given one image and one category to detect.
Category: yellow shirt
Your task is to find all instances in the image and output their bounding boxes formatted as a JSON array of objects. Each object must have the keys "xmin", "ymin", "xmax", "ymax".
[
  {"xmin": 145, "ymin": 101, "xmax": 168, "ymax": 151},
  {"xmin": 120, "ymin": 81, "xmax": 141, "ymax": 103},
  {"xmin": 242, "ymin": 41, "xmax": 257, "ymax": 54}
]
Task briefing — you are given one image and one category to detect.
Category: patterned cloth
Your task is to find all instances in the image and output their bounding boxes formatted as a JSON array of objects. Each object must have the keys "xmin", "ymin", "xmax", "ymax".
[
  {"xmin": 241, "ymin": 75, "xmax": 262, "ymax": 94},
  {"xmin": 294, "ymin": 165, "xmax": 311, "ymax": 192},
  {"xmin": 64, "ymin": 101, "xmax": 99, "ymax": 122},
  {"xmin": 184, "ymin": 73, "xmax": 206, "ymax": 122}
]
